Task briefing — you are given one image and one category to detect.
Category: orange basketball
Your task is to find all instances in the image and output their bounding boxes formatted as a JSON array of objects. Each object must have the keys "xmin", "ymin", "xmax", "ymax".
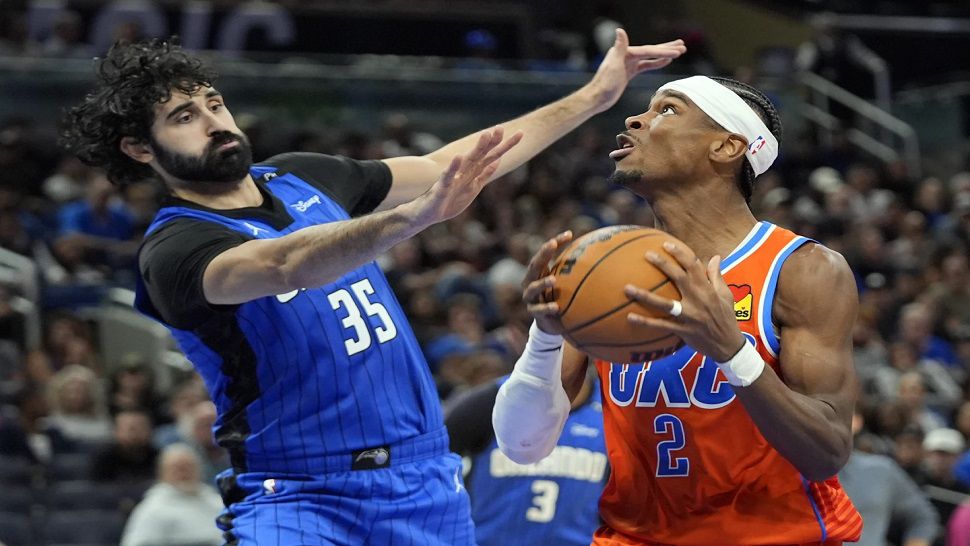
[{"xmin": 545, "ymin": 225, "xmax": 684, "ymax": 363}]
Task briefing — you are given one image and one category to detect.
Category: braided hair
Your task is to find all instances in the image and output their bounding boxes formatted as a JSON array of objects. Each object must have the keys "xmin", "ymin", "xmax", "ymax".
[
  {"xmin": 60, "ymin": 38, "xmax": 217, "ymax": 187},
  {"xmin": 709, "ymin": 77, "xmax": 783, "ymax": 203}
]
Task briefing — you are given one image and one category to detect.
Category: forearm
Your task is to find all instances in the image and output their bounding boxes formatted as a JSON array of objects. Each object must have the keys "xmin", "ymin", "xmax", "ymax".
[
  {"xmin": 733, "ymin": 368, "xmax": 852, "ymax": 480},
  {"xmin": 493, "ymin": 322, "xmax": 571, "ymax": 464},
  {"xmin": 268, "ymin": 203, "xmax": 427, "ymax": 291},
  {"xmin": 202, "ymin": 208, "xmax": 421, "ymax": 304},
  {"xmin": 427, "ymin": 85, "xmax": 608, "ymax": 178}
]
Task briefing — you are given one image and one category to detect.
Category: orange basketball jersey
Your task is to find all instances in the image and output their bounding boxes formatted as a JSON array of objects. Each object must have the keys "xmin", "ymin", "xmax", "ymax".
[{"xmin": 593, "ymin": 222, "xmax": 862, "ymax": 546}]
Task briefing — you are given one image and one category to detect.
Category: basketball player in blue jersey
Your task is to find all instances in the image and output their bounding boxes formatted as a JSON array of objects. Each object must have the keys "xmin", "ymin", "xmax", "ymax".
[
  {"xmin": 60, "ymin": 33, "xmax": 684, "ymax": 545},
  {"xmin": 445, "ymin": 369, "xmax": 607, "ymax": 546}
]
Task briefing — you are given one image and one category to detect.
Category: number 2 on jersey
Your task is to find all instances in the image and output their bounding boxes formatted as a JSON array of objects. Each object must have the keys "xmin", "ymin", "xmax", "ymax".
[
  {"xmin": 654, "ymin": 414, "xmax": 689, "ymax": 477},
  {"xmin": 327, "ymin": 279, "xmax": 398, "ymax": 356}
]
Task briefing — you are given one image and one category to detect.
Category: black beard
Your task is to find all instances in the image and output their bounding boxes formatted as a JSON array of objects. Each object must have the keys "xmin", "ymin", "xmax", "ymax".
[
  {"xmin": 151, "ymin": 131, "xmax": 253, "ymax": 192},
  {"xmin": 607, "ymin": 169, "xmax": 645, "ymax": 186}
]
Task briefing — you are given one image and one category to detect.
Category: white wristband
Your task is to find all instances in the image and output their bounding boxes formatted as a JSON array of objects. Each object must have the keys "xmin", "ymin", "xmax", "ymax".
[
  {"xmin": 518, "ymin": 321, "xmax": 564, "ymax": 380},
  {"xmin": 715, "ymin": 340, "xmax": 765, "ymax": 387}
]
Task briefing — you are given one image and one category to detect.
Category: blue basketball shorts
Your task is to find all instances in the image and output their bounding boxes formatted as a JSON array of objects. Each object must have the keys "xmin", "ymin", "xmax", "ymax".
[{"xmin": 215, "ymin": 433, "xmax": 474, "ymax": 545}]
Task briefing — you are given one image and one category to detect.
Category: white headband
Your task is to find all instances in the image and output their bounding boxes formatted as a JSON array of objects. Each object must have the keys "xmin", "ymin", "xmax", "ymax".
[{"xmin": 657, "ymin": 76, "xmax": 778, "ymax": 177}]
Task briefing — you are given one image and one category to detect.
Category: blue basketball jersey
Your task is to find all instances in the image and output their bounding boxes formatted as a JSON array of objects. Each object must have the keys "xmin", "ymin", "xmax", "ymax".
[
  {"xmin": 135, "ymin": 163, "xmax": 443, "ymax": 475},
  {"xmin": 467, "ymin": 379, "xmax": 607, "ymax": 546}
]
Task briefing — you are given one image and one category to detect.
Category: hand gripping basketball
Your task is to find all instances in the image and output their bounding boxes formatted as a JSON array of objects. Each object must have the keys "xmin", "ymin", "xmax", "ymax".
[
  {"xmin": 534, "ymin": 226, "xmax": 685, "ymax": 363},
  {"xmin": 623, "ymin": 241, "xmax": 746, "ymax": 363},
  {"xmin": 522, "ymin": 230, "xmax": 574, "ymax": 336}
]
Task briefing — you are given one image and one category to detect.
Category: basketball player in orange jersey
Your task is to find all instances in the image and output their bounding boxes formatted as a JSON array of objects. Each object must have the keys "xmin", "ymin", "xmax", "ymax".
[{"xmin": 492, "ymin": 75, "xmax": 863, "ymax": 546}]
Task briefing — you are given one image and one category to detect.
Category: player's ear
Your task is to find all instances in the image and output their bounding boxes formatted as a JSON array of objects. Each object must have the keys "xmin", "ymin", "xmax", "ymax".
[
  {"xmin": 120, "ymin": 136, "xmax": 154, "ymax": 164},
  {"xmin": 708, "ymin": 134, "xmax": 747, "ymax": 166}
]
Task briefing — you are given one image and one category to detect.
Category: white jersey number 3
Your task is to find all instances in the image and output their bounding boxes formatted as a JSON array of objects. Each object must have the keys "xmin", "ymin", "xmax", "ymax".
[
  {"xmin": 525, "ymin": 480, "xmax": 559, "ymax": 523},
  {"xmin": 327, "ymin": 279, "xmax": 398, "ymax": 356}
]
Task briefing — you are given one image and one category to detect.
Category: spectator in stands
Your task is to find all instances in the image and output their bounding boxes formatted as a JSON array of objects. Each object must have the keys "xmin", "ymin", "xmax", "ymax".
[
  {"xmin": 924, "ymin": 250, "xmax": 970, "ymax": 343},
  {"xmin": 913, "ymin": 177, "xmax": 949, "ymax": 230},
  {"xmin": 898, "ymin": 371, "xmax": 949, "ymax": 433},
  {"xmin": 106, "ymin": 355, "xmax": 166, "ymax": 424},
  {"xmin": 120, "ymin": 443, "xmax": 223, "ymax": 546},
  {"xmin": 0, "ymin": 383, "xmax": 75, "ymax": 462},
  {"xmin": 154, "ymin": 373, "xmax": 209, "ymax": 448},
  {"xmin": 899, "ymin": 303, "xmax": 959, "ymax": 367},
  {"xmin": 40, "ymin": 10, "xmax": 93, "ymax": 59},
  {"xmin": 894, "ymin": 424, "xmax": 929, "ymax": 482},
  {"xmin": 871, "ymin": 342, "xmax": 961, "ymax": 415},
  {"xmin": 43, "ymin": 311, "xmax": 99, "ymax": 371},
  {"xmin": 42, "ymin": 156, "xmax": 91, "ymax": 204},
  {"xmin": 922, "ymin": 428, "xmax": 968, "ymax": 493},
  {"xmin": 53, "ymin": 170, "xmax": 138, "ymax": 280},
  {"xmin": 45, "ymin": 364, "xmax": 112, "ymax": 445},
  {"xmin": 380, "ymin": 113, "xmax": 444, "ymax": 157},
  {"xmin": 90, "ymin": 408, "xmax": 158, "ymax": 482},
  {"xmin": 839, "ymin": 411, "xmax": 939, "ymax": 546},
  {"xmin": 173, "ymin": 401, "xmax": 229, "ymax": 485}
]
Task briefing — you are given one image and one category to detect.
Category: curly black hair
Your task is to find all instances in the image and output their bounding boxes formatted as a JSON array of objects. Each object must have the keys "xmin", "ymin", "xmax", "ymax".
[
  {"xmin": 60, "ymin": 38, "xmax": 218, "ymax": 187},
  {"xmin": 709, "ymin": 77, "xmax": 783, "ymax": 204}
]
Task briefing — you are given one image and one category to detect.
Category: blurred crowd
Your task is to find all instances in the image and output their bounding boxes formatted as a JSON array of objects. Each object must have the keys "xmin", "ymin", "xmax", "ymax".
[
  {"xmin": 0, "ymin": 9, "xmax": 967, "ymax": 543},
  {"xmin": 0, "ymin": 97, "xmax": 967, "ymax": 542}
]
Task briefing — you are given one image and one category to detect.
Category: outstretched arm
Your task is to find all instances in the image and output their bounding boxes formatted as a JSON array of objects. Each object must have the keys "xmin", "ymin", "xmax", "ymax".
[
  {"xmin": 202, "ymin": 129, "xmax": 516, "ymax": 305},
  {"xmin": 379, "ymin": 30, "xmax": 685, "ymax": 209}
]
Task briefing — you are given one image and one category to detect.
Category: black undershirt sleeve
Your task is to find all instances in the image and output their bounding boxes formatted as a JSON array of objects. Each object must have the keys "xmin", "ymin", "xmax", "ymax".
[
  {"xmin": 262, "ymin": 152, "xmax": 392, "ymax": 217},
  {"xmin": 139, "ymin": 219, "xmax": 250, "ymax": 330},
  {"xmin": 444, "ymin": 382, "xmax": 501, "ymax": 456}
]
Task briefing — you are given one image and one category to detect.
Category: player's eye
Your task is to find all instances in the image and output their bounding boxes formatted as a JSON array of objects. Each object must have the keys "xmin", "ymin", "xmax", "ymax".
[
  {"xmin": 660, "ymin": 105, "xmax": 676, "ymax": 115},
  {"xmin": 176, "ymin": 112, "xmax": 193, "ymax": 123},
  {"xmin": 210, "ymin": 103, "xmax": 223, "ymax": 112}
]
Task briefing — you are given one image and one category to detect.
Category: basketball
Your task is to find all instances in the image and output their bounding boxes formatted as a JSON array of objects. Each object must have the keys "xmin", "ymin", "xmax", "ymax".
[{"xmin": 544, "ymin": 225, "xmax": 685, "ymax": 363}]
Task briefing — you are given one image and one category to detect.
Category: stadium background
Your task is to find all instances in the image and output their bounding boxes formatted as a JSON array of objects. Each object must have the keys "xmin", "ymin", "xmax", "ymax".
[{"xmin": 0, "ymin": 0, "xmax": 968, "ymax": 544}]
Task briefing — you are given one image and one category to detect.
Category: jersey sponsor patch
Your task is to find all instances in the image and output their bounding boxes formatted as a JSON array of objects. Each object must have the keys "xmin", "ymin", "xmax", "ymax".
[
  {"xmin": 290, "ymin": 194, "xmax": 322, "ymax": 212},
  {"xmin": 729, "ymin": 284, "xmax": 753, "ymax": 321}
]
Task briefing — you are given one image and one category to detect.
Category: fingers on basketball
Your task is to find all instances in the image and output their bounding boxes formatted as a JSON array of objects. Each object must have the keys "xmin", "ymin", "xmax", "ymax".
[{"xmin": 545, "ymin": 226, "xmax": 685, "ymax": 363}]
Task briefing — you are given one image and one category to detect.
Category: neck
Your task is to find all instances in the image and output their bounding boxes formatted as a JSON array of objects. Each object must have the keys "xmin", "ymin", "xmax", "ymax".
[
  {"xmin": 648, "ymin": 179, "xmax": 759, "ymax": 263},
  {"xmin": 170, "ymin": 175, "xmax": 262, "ymax": 209}
]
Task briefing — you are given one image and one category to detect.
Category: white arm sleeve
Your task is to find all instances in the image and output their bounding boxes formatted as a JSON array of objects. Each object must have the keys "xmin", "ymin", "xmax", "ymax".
[{"xmin": 492, "ymin": 321, "xmax": 571, "ymax": 464}]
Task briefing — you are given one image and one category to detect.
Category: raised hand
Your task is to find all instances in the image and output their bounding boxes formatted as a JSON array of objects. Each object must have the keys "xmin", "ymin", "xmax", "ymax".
[
  {"xmin": 622, "ymin": 241, "xmax": 746, "ymax": 362},
  {"xmin": 521, "ymin": 230, "xmax": 573, "ymax": 335},
  {"xmin": 413, "ymin": 127, "xmax": 522, "ymax": 225},
  {"xmin": 589, "ymin": 29, "xmax": 686, "ymax": 112}
]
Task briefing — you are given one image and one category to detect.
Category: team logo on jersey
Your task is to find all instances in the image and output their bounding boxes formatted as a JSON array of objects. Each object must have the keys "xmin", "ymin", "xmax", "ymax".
[
  {"xmin": 290, "ymin": 194, "xmax": 322, "ymax": 213},
  {"xmin": 352, "ymin": 446, "xmax": 391, "ymax": 470},
  {"xmin": 729, "ymin": 284, "xmax": 753, "ymax": 321},
  {"xmin": 262, "ymin": 478, "xmax": 277, "ymax": 494}
]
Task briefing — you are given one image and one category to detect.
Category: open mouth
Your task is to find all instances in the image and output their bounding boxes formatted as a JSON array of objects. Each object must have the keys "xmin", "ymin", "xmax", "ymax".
[{"xmin": 609, "ymin": 134, "xmax": 636, "ymax": 161}]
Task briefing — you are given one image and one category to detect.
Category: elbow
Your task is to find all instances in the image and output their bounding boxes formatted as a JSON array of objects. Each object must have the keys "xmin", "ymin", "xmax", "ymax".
[
  {"xmin": 800, "ymin": 436, "xmax": 853, "ymax": 482},
  {"xmin": 274, "ymin": 247, "xmax": 325, "ymax": 292}
]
